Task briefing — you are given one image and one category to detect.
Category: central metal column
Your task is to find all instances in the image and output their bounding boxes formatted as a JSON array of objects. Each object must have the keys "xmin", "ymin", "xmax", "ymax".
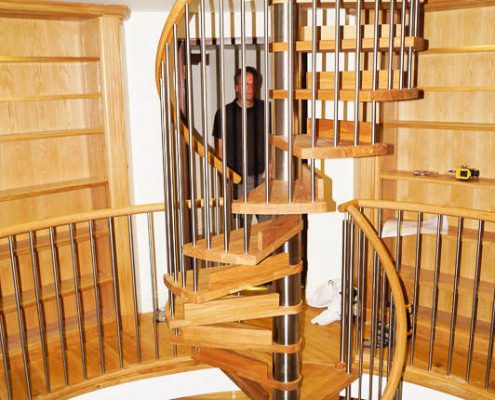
[{"xmin": 272, "ymin": 2, "xmax": 301, "ymax": 399}]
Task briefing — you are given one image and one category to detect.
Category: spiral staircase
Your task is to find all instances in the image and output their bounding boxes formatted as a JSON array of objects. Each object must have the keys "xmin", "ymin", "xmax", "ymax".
[{"xmin": 1, "ymin": 1, "xmax": 495, "ymax": 400}]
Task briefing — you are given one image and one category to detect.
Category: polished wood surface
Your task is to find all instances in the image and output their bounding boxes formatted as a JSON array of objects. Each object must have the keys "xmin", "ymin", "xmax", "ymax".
[
  {"xmin": 232, "ymin": 179, "xmax": 328, "ymax": 215},
  {"xmin": 182, "ymin": 216, "xmax": 303, "ymax": 265},
  {"xmin": 0, "ymin": 0, "xmax": 129, "ymax": 17},
  {"xmin": 271, "ymin": 88, "xmax": 422, "ymax": 102},
  {"xmin": 165, "ymin": 254, "xmax": 302, "ymax": 304},
  {"xmin": 271, "ymin": 135, "xmax": 390, "ymax": 160}
]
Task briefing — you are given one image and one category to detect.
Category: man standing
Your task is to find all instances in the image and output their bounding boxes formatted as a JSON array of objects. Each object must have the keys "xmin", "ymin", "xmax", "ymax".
[{"xmin": 212, "ymin": 66, "xmax": 266, "ymax": 200}]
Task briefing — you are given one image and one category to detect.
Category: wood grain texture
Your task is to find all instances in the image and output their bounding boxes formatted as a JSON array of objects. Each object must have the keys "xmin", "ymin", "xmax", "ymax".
[
  {"xmin": 232, "ymin": 179, "xmax": 328, "ymax": 215},
  {"xmin": 182, "ymin": 216, "xmax": 303, "ymax": 265},
  {"xmin": 271, "ymin": 37, "xmax": 427, "ymax": 53},
  {"xmin": 307, "ymin": 70, "xmax": 401, "ymax": 90},
  {"xmin": 271, "ymin": 88, "xmax": 422, "ymax": 102},
  {"xmin": 164, "ymin": 254, "xmax": 301, "ymax": 304},
  {"xmin": 270, "ymin": 135, "xmax": 390, "ymax": 160}
]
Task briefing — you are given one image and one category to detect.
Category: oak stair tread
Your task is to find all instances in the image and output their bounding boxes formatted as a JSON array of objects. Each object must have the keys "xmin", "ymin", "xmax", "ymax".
[
  {"xmin": 166, "ymin": 292, "xmax": 302, "ymax": 329},
  {"xmin": 174, "ymin": 392, "xmax": 250, "ymax": 399},
  {"xmin": 172, "ymin": 322, "xmax": 301, "ymax": 353},
  {"xmin": 275, "ymin": 0, "xmax": 425, "ymax": 8},
  {"xmin": 306, "ymin": 118, "xmax": 372, "ymax": 140},
  {"xmin": 271, "ymin": 36, "xmax": 427, "ymax": 53},
  {"xmin": 182, "ymin": 216, "xmax": 303, "ymax": 266},
  {"xmin": 164, "ymin": 253, "xmax": 301, "ymax": 303},
  {"xmin": 232, "ymin": 175, "xmax": 328, "ymax": 215},
  {"xmin": 306, "ymin": 70, "xmax": 402, "ymax": 90},
  {"xmin": 270, "ymin": 135, "xmax": 390, "ymax": 159},
  {"xmin": 271, "ymin": 88, "xmax": 422, "ymax": 102}
]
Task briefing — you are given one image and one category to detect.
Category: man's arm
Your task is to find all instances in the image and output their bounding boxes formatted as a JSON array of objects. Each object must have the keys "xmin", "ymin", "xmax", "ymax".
[{"xmin": 215, "ymin": 137, "xmax": 222, "ymax": 159}]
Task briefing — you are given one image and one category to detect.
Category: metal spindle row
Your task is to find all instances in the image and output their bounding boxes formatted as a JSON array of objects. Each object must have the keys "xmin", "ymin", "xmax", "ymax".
[{"xmin": 0, "ymin": 212, "xmax": 167, "ymax": 398}]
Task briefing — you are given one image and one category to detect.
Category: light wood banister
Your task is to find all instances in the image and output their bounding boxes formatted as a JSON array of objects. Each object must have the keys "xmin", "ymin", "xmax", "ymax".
[{"xmin": 341, "ymin": 204, "xmax": 409, "ymax": 400}]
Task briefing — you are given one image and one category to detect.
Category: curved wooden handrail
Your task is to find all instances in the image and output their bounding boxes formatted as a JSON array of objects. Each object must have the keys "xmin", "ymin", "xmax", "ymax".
[
  {"xmin": 154, "ymin": 0, "xmax": 241, "ymax": 184},
  {"xmin": 0, "ymin": 203, "xmax": 165, "ymax": 238},
  {"xmin": 339, "ymin": 198, "xmax": 495, "ymax": 223},
  {"xmin": 341, "ymin": 203, "xmax": 408, "ymax": 400}
]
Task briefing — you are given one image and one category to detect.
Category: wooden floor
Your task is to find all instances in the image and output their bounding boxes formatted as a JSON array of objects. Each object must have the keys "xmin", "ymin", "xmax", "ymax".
[{"xmin": 2, "ymin": 306, "xmax": 345, "ymax": 399}]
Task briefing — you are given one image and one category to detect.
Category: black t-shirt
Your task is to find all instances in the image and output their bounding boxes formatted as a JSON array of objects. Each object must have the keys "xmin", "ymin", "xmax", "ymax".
[{"xmin": 212, "ymin": 99, "xmax": 266, "ymax": 176}]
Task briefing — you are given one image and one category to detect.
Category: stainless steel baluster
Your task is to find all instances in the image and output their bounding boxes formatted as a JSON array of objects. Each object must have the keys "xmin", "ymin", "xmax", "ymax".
[
  {"xmin": 173, "ymin": 24, "xmax": 187, "ymax": 287},
  {"xmin": 354, "ymin": 0, "xmax": 363, "ymax": 145},
  {"xmin": 0, "ymin": 312, "xmax": 12, "ymax": 400},
  {"xmin": 347, "ymin": 217, "xmax": 355, "ymax": 379},
  {"xmin": 310, "ymin": 0, "xmax": 317, "ymax": 200},
  {"xmin": 69, "ymin": 223, "xmax": 87, "ymax": 380},
  {"xmin": 49, "ymin": 227, "xmax": 69, "ymax": 385},
  {"xmin": 466, "ymin": 220, "xmax": 484, "ymax": 381},
  {"xmin": 164, "ymin": 49, "xmax": 180, "ymax": 282},
  {"xmin": 184, "ymin": 4, "xmax": 199, "ymax": 288},
  {"xmin": 28, "ymin": 231, "xmax": 50, "ymax": 392},
  {"xmin": 8, "ymin": 236, "xmax": 32, "ymax": 399},
  {"xmin": 485, "ymin": 287, "xmax": 495, "ymax": 389},
  {"xmin": 407, "ymin": 0, "xmax": 416, "ymax": 88},
  {"xmin": 399, "ymin": 0, "xmax": 407, "ymax": 88},
  {"xmin": 357, "ymin": 228, "xmax": 366, "ymax": 400},
  {"xmin": 387, "ymin": 0, "xmax": 396, "ymax": 89},
  {"xmin": 378, "ymin": 211, "xmax": 386, "ymax": 398},
  {"xmin": 200, "ymin": 0, "xmax": 211, "ymax": 251},
  {"xmin": 447, "ymin": 217, "xmax": 463, "ymax": 375},
  {"xmin": 287, "ymin": 0, "xmax": 294, "ymax": 200},
  {"xmin": 369, "ymin": 207, "xmax": 383, "ymax": 400},
  {"xmin": 108, "ymin": 217, "xmax": 123, "ymax": 369},
  {"xmin": 88, "ymin": 220, "xmax": 105, "ymax": 373},
  {"xmin": 371, "ymin": 0, "xmax": 381, "ymax": 143},
  {"xmin": 410, "ymin": 211, "xmax": 422, "ymax": 365},
  {"xmin": 333, "ymin": 0, "xmax": 342, "ymax": 146},
  {"xmin": 388, "ymin": 211, "xmax": 402, "ymax": 376},
  {"xmin": 127, "ymin": 215, "xmax": 141, "ymax": 363},
  {"xmin": 340, "ymin": 218, "xmax": 349, "ymax": 365},
  {"xmin": 147, "ymin": 213, "xmax": 160, "ymax": 360},
  {"xmin": 428, "ymin": 215, "xmax": 443, "ymax": 370},
  {"xmin": 264, "ymin": 0, "xmax": 270, "ymax": 203}
]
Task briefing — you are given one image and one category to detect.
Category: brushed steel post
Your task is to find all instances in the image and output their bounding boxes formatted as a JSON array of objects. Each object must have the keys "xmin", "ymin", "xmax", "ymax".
[
  {"xmin": 354, "ymin": 0, "xmax": 363, "ymax": 145},
  {"xmin": 49, "ymin": 227, "xmax": 69, "ymax": 385},
  {"xmin": 485, "ymin": 287, "xmax": 495, "ymax": 389},
  {"xmin": 69, "ymin": 223, "xmax": 87, "ymax": 380},
  {"xmin": 310, "ymin": 0, "xmax": 317, "ymax": 200},
  {"xmin": 371, "ymin": 0, "xmax": 381, "ymax": 143},
  {"xmin": 399, "ymin": 0, "xmax": 407, "ymax": 88},
  {"xmin": 447, "ymin": 217, "xmax": 463, "ymax": 374},
  {"xmin": 108, "ymin": 217, "xmax": 123, "ymax": 369},
  {"xmin": 466, "ymin": 220, "xmax": 484, "ymax": 381},
  {"xmin": 147, "ymin": 213, "xmax": 160, "ymax": 360},
  {"xmin": 88, "ymin": 220, "xmax": 105, "ymax": 373},
  {"xmin": 28, "ymin": 231, "xmax": 51, "ymax": 391},
  {"xmin": 264, "ymin": 0, "xmax": 271, "ymax": 203},
  {"xmin": 428, "ymin": 215, "xmax": 443, "ymax": 370},
  {"xmin": 9, "ymin": 236, "xmax": 32, "ymax": 399},
  {"xmin": 410, "ymin": 211, "xmax": 422, "ymax": 365},
  {"xmin": 387, "ymin": 0, "xmax": 396, "ymax": 89},
  {"xmin": 333, "ymin": 0, "xmax": 342, "ymax": 146},
  {"xmin": 128, "ymin": 215, "xmax": 141, "ymax": 363}
]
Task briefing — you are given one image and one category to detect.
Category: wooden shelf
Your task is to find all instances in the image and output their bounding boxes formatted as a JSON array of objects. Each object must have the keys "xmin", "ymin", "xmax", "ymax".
[
  {"xmin": 165, "ymin": 253, "xmax": 300, "ymax": 303},
  {"xmin": 400, "ymin": 264, "xmax": 495, "ymax": 299},
  {"xmin": 425, "ymin": 0, "xmax": 495, "ymax": 12},
  {"xmin": 380, "ymin": 170, "xmax": 495, "ymax": 190},
  {"xmin": 271, "ymin": 88, "xmax": 421, "ymax": 102},
  {"xmin": 270, "ymin": 135, "xmax": 389, "ymax": 159},
  {"xmin": 0, "ymin": 128, "xmax": 104, "ymax": 143},
  {"xmin": 0, "ymin": 56, "xmax": 100, "ymax": 63},
  {"xmin": 0, "ymin": 176, "xmax": 108, "ymax": 202},
  {"xmin": 0, "ymin": 272, "xmax": 113, "ymax": 314},
  {"xmin": 271, "ymin": 37, "xmax": 427, "ymax": 53},
  {"xmin": 383, "ymin": 120, "xmax": 495, "ymax": 132},
  {"xmin": 182, "ymin": 215, "xmax": 303, "ymax": 266},
  {"xmin": 421, "ymin": 45, "xmax": 495, "ymax": 54},
  {"xmin": 232, "ymin": 178, "xmax": 329, "ymax": 215},
  {"xmin": 0, "ymin": 93, "xmax": 101, "ymax": 103}
]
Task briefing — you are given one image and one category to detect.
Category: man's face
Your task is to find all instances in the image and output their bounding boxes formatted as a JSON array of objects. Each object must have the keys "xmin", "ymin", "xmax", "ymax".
[{"xmin": 235, "ymin": 72, "xmax": 256, "ymax": 104}]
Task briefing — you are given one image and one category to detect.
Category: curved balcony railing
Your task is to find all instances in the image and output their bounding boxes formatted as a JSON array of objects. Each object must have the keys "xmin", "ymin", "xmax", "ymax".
[
  {"xmin": 339, "ymin": 199, "xmax": 495, "ymax": 400},
  {"xmin": 0, "ymin": 204, "xmax": 197, "ymax": 400}
]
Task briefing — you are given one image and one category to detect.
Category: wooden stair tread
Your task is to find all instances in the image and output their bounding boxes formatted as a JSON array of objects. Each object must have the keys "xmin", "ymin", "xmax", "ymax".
[
  {"xmin": 174, "ymin": 392, "xmax": 250, "ymax": 399},
  {"xmin": 182, "ymin": 215, "xmax": 303, "ymax": 265},
  {"xmin": 271, "ymin": 36, "xmax": 427, "ymax": 53},
  {"xmin": 301, "ymin": 362, "xmax": 358, "ymax": 400},
  {"xmin": 271, "ymin": 135, "xmax": 390, "ymax": 159},
  {"xmin": 307, "ymin": 70, "xmax": 402, "ymax": 90},
  {"xmin": 232, "ymin": 178, "xmax": 328, "ymax": 215},
  {"xmin": 271, "ymin": 88, "xmax": 422, "ymax": 102},
  {"xmin": 192, "ymin": 348, "xmax": 300, "ymax": 391},
  {"xmin": 306, "ymin": 118, "xmax": 372, "ymax": 140},
  {"xmin": 165, "ymin": 253, "xmax": 301, "ymax": 303},
  {"xmin": 167, "ymin": 292, "xmax": 302, "ymax": 329},
  {"xmin": 173, "ymin": 321, "xmax": 302, "ymax": 353}
]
